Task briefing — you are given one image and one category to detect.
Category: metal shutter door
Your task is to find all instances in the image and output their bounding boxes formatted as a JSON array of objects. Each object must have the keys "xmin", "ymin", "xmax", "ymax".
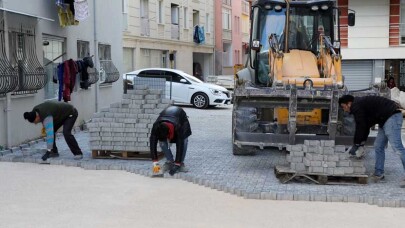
[{"xmin": 342, "ymin": 60, "xmax": 373, "ymax": 91}]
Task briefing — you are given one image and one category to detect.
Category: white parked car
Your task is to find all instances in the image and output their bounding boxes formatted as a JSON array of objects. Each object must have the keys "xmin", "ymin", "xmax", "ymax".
[{"xmin": 124, "ymin": 68, "xmax": 231, "ymax": 109}]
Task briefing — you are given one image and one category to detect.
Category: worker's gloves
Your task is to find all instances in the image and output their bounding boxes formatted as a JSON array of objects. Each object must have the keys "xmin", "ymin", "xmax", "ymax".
[
  {"xmin": 152, "ymin": 162, "xmax": 161, "ymax": 174},
  {"xmin": 347, "ymin": 144, "xmax": 365, "ymax": 159},
  {"xmin": 41, "ymin": 149, "xmax": 51, "ymax": 161}
]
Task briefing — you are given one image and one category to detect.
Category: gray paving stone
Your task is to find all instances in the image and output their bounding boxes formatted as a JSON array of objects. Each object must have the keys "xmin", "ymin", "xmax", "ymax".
[
  {"xmin": 64, "ymin": 160, "xmax": 81, "ymax": 167},
  {"xmin": 311, "ymin": 195, "xmax": 327, "ymax": 202},
  {"xmin": 277, "ymin": 193, "xmax": 294, "ymax": 201},
  {"xmin": 262, "ymin": 192, "xmax": 277, "ymax": 200},
  {"xmin": 0, "ymin": 150, "xmax": 12, "ymax": 156},
  {"xmin": 294, "ymin": 194, "xmax": 310, "ymax": 201},
  {"xmin": 347, "ymin": 196, "xmax": 360, "ymax": 203},
  {"xmin": 244, "ymin": 193, "xmax": 261, "ymax": 199},
  {"xmin": 49, "ymin": 159, "xmax": 64, "ymax": 165},
  {"xmin": 10, "ymin": 147, "xmax": 20, "ymax": 153},
  {"xmin": 23, "ymin": 157, "xmax": 37, "ymax": 163}
]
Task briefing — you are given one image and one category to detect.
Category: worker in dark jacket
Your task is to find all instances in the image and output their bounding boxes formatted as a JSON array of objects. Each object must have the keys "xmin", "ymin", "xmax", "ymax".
[
  {"xmin": 23, "ymin": 101, "xmax": 83, "ymax": 161},
  {"xmin": 150, "ymin": 106, "xmax": 192, "ymax": 175},
  {"xmin": 339, "ymin": 95, "xmax": 405, "ymax": 187}
]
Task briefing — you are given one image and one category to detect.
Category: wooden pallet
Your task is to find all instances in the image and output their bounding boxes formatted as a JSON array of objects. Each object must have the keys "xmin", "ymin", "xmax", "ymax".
[
  {"xmin": 92, "ymin": 150, "xmax": 164, "ymax": 160},
  {"xmin": 275, "ymin": 166, "xmax": 368, "ymax": 185}
]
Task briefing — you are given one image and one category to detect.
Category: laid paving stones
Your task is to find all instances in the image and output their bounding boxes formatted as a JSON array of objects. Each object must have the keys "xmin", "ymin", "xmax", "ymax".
[{"xmin": 1, "ymin": 106, "xmax": 405, "ymax": 207}]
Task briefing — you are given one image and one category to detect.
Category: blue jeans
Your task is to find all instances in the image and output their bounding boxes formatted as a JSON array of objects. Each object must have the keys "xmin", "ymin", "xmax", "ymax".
[
  {"xmin": 159, "ymin": 137, "xmax": 188, "ymax": 163},
  {"xmin": 374, "ymin": 113, "xmax": 405, "ymax": 176}
]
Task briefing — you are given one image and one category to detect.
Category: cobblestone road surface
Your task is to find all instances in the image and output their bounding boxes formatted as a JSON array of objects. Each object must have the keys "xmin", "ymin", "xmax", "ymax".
[{"xmin": 1, "ymin": 105, "xmax": 405, "ymax": 207}]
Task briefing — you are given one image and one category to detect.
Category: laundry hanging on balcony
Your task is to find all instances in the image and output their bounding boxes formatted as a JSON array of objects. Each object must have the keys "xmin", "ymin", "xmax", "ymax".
[
  {"xmin": 57, "ymin": 59, "xmax": 77, "ymax": 102},
  {"xmin": 193, "ymin": 25, "xmax": 205, "ymax": 44},
  {"xmin": 56, "ymin": 57, "xmax": 95, "ymax": 101},
  {"xmin": 55, "ymin": 0, "xmax": 80, "ymax": 27},
  {"xmin": 76, "ymin": 56, "xmax": 94, "ymax": 89},
  {"xmin": 74, "ymin": 0, "xmax": 89, "ymax": 21}
]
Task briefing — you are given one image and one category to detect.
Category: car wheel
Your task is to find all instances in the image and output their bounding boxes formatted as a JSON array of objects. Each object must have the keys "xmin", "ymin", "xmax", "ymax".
[{"xmin": 191, "ymin": 92, "xmax": 209, "ymax": 109}]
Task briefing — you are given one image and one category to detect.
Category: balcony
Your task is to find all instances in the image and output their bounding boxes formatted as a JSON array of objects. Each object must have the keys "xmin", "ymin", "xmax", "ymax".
[{"xmin": 223, "ymin": 29, "xmax": 232, "ymax": 41}]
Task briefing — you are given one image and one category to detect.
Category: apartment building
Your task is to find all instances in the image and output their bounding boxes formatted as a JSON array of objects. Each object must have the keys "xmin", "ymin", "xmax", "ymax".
[
  {"xmin": 0, "ymin": 0, "xmax": 123, "ymax": 148},
  {"xmin": 339, "ymin": 0, "xmax": 405, "ymax": 90},
  {"xmin": 122, "ymin": 0, "xmax": 214, "ymax": 81},
  {"xmin": 214, "ymin": 0, "xmax": 250, "ymax": 75}
]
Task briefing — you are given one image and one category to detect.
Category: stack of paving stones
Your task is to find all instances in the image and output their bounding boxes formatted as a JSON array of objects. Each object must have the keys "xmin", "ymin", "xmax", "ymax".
[
  {"xmin": 286, "ymin": 140, "xmax": 366, "ymax": 175},
  {"xmin": 87, "ymin": 85, "xmax": 173, "ymax": 152}
]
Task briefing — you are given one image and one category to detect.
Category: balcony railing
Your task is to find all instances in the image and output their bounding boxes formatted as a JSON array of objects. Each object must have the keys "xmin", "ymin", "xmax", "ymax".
[
  {"xmin": 0, "ymin": 29, "xmax": 18, "ymax": 95},
  {"xmin": 99, "ymin": 60, "xmax": 119, "ymax": 84},
  {"xmin": 87, "ymin": 67, "xmax": 99, "ymax": 85},
  {"xmin": 9, "ymin": 27, "xmax": 47, "ymax": 93}
]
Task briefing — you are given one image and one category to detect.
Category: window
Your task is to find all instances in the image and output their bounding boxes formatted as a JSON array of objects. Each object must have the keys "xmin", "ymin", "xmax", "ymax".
[
  {"xmin": 401, "ymin": 0, "xmax": 405, "ymax": 44},
  {"xmin": 171, "ymin": 4, "xmax": 179, "ymax": 25},
  {"xmin": 9, "ymin": 28, "xmax": 46, "ymax": 95},
  {"xmin": 164, "ymin": 71, "xmax": 188, "ymax": 83},
  {"xmin": 122, "ymin": 0, "xmax": 128, "ymax": 30},
  {"xmin": 98, "ymin": 44, "xmax": 111, "ymax": 60},
  {"xmin": 193, "ymin": 10, "xmax": 200, "ymax": 26},
  {"xmin": 183, "ymin": 7, "xmax": 188, "ymax": 28},
  {"xmin": 123, "ymin": 48, "xmax": 134, "ymax": 73},
  {"xmin": 139, "ymin": 70, "xmax": 162, "ymax": 77},
  {"xmin": 77, "ymin": 40, "xmax": 90, "ymax": 59},
  {"xmin": 205, "ymin": 13, "xmax": 210, "ymax": 33},
  {"xmin": 142, "ymin": 49, "xmax": 150, "ymax": 57},
  {"xmin": 98, "ymin": 44, "xmax": 119, "ymax": 84},
  {"xmin": 140, "ymin": 0, "xmax": 150, "ymax": 36},
  {"xmin": 242, "ymin": 17, "xmax": 249, "ymax": 34},
  {"xmin": 43, "ymin": 36, "xmax": 65, "ymax": 99},
  {"xmin": 223, "ymin": 42, "xmax": 232, "ymax": 66},
  {"xmin": 222, "ymin": 0, "xmax": 231, "ymax": 6},
  {"xmin": 222, "ymin": 8, "xmax": 231, "ymax": 30},
  {"xmin": 157, "ymin": 0, "xmax": 164, "ymax": 24},
  {"xmin": 242, "ymin": 1, "xmax": 249, "ymax": 14}
]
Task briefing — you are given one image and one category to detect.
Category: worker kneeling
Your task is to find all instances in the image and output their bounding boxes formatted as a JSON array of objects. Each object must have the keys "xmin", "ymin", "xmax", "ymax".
[{"xmin": 150, "ymin": 106, "xmax": 192, "ymax": 176}]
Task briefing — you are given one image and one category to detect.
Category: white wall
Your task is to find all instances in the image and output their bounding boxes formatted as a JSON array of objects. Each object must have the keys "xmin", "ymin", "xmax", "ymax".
[
  {"xmin": 348, "ymin": 0, "xmax": 390, "ymax": 49},
  {"xmin": 342, "ymin": 0, "xmax": 405, "ymax": 60},
  {"xmin": 0, "ymin": 0, "xmax": 123, "ymax": 147}
]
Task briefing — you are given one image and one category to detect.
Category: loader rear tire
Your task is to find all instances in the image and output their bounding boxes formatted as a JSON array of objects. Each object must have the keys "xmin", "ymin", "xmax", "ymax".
[{"xmin": 233, "ymin": 145, "xmax": 256, "ymax": 156}]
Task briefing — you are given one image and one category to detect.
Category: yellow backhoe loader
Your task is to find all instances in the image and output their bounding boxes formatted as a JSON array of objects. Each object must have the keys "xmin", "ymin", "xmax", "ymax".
[{"xmin": 233, "ymin": 0, "xmax": 387, "ymax": 155}]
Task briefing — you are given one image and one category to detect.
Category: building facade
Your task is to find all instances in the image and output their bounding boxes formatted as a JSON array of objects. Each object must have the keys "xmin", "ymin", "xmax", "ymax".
[
  {"xmin": 214, "ymin": 0, "xmax": 250, "ymax": 76},
  {"xmin": 122, "ymin": 0, "xmax": 214, "ymax": 81},
  {"xmin": 0, "ymin": 0, "xmax": 123, "ymax": 148},
  {"xmin": 339, "ymin": 0, "xmax": 405, "ymax": 90}
]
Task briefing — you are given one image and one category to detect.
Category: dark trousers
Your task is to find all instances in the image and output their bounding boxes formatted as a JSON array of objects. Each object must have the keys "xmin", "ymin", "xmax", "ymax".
[{"xmin": 53, "ymin": 109, "xmax": 82, "ymax": 155}]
